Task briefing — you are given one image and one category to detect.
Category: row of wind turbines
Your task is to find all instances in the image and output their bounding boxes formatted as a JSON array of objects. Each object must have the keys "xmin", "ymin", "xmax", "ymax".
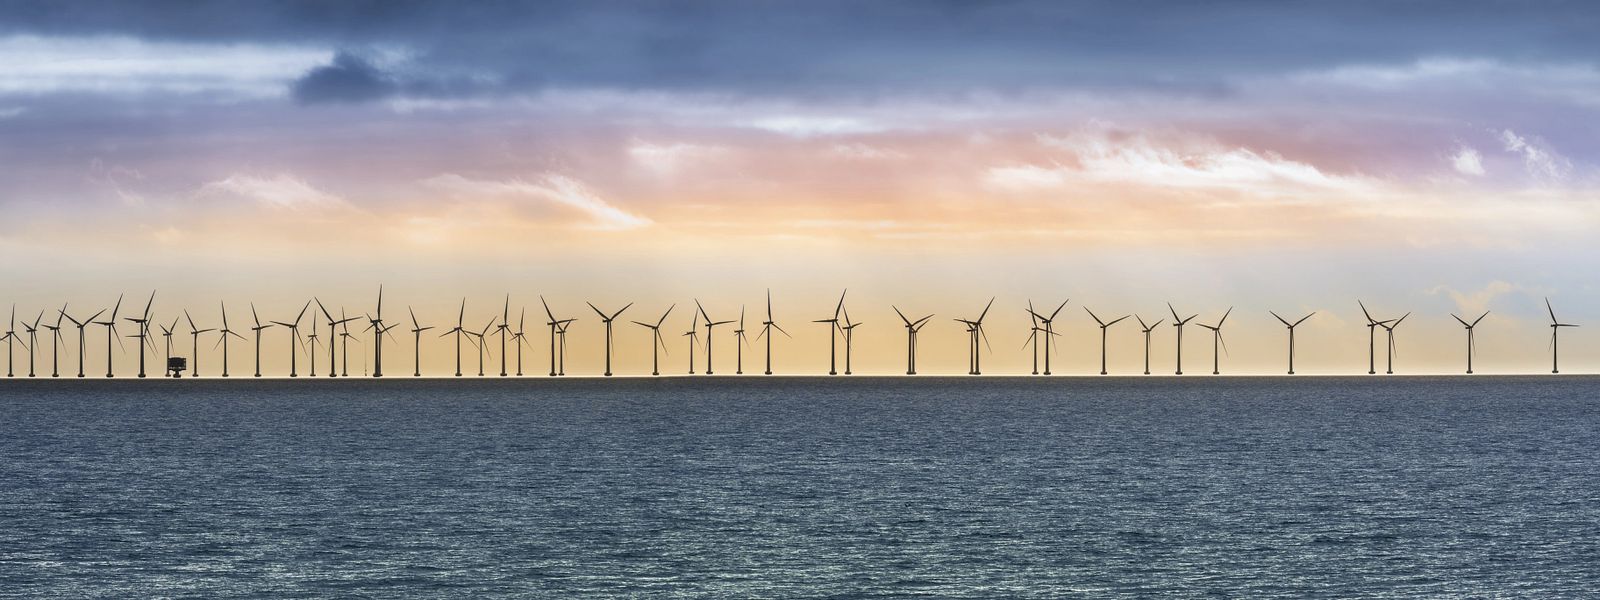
[{"xmin": 0, "ymin": 287, "xmax": 1583, "ymax": 378}]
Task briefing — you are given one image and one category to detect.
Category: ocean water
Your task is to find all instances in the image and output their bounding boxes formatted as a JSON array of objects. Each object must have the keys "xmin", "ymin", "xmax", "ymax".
[{"xmin": 1, "ymin": 376, "xmax": 1598, "ymax": 597}]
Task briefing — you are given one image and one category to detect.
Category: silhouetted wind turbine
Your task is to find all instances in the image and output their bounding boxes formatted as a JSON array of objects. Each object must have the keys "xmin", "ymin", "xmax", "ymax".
[
  {"xmin": 1167, "ymin": 303, "xmax": 1197, "ymax": 375},
  {"xmin": 2, "ymin": 305, "xmax": 14, "ymax": 377},
  {"xmin": 125, "ymin": 291, "xmax": 156, "ymax": 378},
  {"xmin": 757, "ymin": 290, "xmax": 788, "ymax": 375},
  {"xmin": 1135, "ymin": 315, "xmax": 1163, "ymax": 375},
  {"xmin": 1358, "ymin": 301, "xmax": 1392, "ymax": 375},
  {"xmin": 315, "ymin": 299, "xmax": 357, "ymax": 378},
  {"xmin": 158, "ymin": 317, "xmax": 178, "ymax": 377},
  {"xmin": 305, "ymin": 319, "xmax": 320, "ymax": 377},
  {"xmin": 1451, "ymin": 310, "xmax": 1488, "ymax": 374},
  {"xmin": 733, "ymin": 305, "xmax": 749, "ymax": 375},
  {"xmin": 893, "ymin": 305, "xmax": 933, "ymax": 375},
  {"xmin": 1546, "ymin": 298, "xmax": 1577, "ymax": 374},
  {"xmin": 22, "ymin": 311, "xmax": 39, "ymax": 377},
  {"xmin": 496, "ymin": 296, "xmax": 512, "ymax": 377},
  {"xmin": 587, "ymin": 300, "xmax": 632, "ymax": 377},
  {"xmin": 410, "ymin": 306, "xmax": 433, "ymax": 377},
  {"xmin": 555, "ymin": 319, "xmax": 573, "ymax": 376},
  {"xmin": 955, "ymin": 297, "xmax": 995, "ymax": 375},
  {"xmin": 442, "ymin": 299, "xmax": 467, "ymax": 376},
  {"xmin": 367, "ymin": 286, "xmax": 389, "ymax": 378},
  {"xmin": 813, "ymin": 290, "xmax": 847, "ymax": 375},
  {"xmin": 216, "ymin": 301, "xmax": 245, "ymax": 377},
  {"xmin": 44, "ymin": 305, "xmax": 66, "ymax": 377},
  {"xmin": 184, "ymin": 310, "xmax": 213, "ymax": 378},
  {"xmin": 1025, "ymin": 303, "xmax": 1041, "ymax": 375},
  {"xmin": 470, "ymin": 317, "xmax": 494, "ymax": 376},
  {"xmin": 1027, "ymin": 300, "xmax": 1069, "ymax": 375},
  {"xmin": 839, "ymin": 309, "xmax": 861, "ymax": 375},
  {"xmin": 683, "ymin": 312, "xmax": 700, "ymax": 374},
  {"xmin": 1196, "ymin": 307, "xmax": 1232, "ymax": 375},
  {"xmin": 250, "ymin": 303, "xmax": 273, "ymax": 378},
  {"xmin": 1085, "ymin": 307, "xmax": 1129, "ymax": 375},
  {"xmin": 271, "ymin": 300, "xmax": 312, "ymax": 377},
  {"xmin": 339, "ymin": 311, "xmax": 360, "ymax": 376},
  {"xmin": 540, "ymin": 296, "xmax": 575, "ymax": 377},
  {"xmin": 697, "ymin": 300, "xmax": 735, "ymax": 375},
  {"xmin": 95, "ymin": 294, "xmax": 123, "ymax": 378},
  {"xmin": 1270, "ymin": 311, "xmax": 1315, "ymax": 375},
  {"xmin": 63, "ymin": 306, "xmax": 103, "ymax": 378},
  {"xmin": 511, "ymin": 308, "xmax": 531, "ymax": 376},
  {"xmin": 1379, "ymin": 312, "xmax": 1409, "ymax": 375},
  {"xmin": 632, "ymin": 305, "xmax": 674, "ymax": 376}
]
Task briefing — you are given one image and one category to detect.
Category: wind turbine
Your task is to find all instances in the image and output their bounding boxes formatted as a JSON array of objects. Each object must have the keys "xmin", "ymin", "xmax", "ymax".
[
  {"xmin": 315, "ymin": 299, "xmax": 357, "ymax": 378},
  {"xmin": 95, "ymin": 294, "xmax": 123, "ymax": 378},
  {"xmin": 2, "ymin": 305, "xmax": 14, "ymax": 377},
  {"xmin": 250, "ymin": 303, "xmax": 274, "ymax": 377},
  {"xmin": 587, "ymin": 300, "xmax": 632, "ymax": 377},
  {"xmin": 955, "ymin": 297, "xmax": 995, "ymax": 375},
  {"xmin": 216, "ymin": 301, "xmax": 245, "ymax": 377},
  {"xmin": 1270, "ymin": 311, "xmax": 1315, "ymax": 375},
  {"xmin": 271, "ymin": 300, "xmax": 312, "ymax": 377},
  {"xmin": 540, "ymin": 297, "xmax": 575, "ymax": 377},
  {"xmin": 469, "ymin": 317, "xmax": 494, "ymax": 376},
  {"xmin": 63, "ymin": 306, "xmax": 103, "ymax": 378},
  {"xmin": 305, "ymin": 319, "xmax": 320, "ymax": 377},
  {"xmin": 339, "ymin": 309, "xmax": 359, "ymax": 377},
  {"xmin": 632, "ymin": 305, "xmax": 674, "ymax": 376},
  {"xmin": 1135, "ymin": 315, "xmax": 1163, "ymax": 375},
  {"xmin": 158, "ymin": 317, "xmax": 179, "ymax": 377},
  {"xmin": 1451, "ymin": 310, "xmax": 1489, "ymax": 374},
  {"xmin": 1025, "ymin": 303, "xmax": 1040, "ymax": 375},
  {"xmin": 839, "ymin": 309, "xmax": 861, "ymax": 375},
  {"xmin": 510, "ymin": 308, "xmax": 531, "ymax": 376},
  {"xmin": 367, "ymin": 286, "xmax": 388, "ymax": 378},
  {"xmin": 697, "ymin": 300, "xmax": 735, "ymax": 375},
  {"xmin": 757, "ymin": 290, "xmax": 788, "ymax": 375},
  {"xmin": 733, "ymin": 305, "xmax": 749, "ymax": 375},
  {"xmin": 683, "ymin": 312, "xmax": 700, "ymax": 374},
  {"xmin": 1358, "ymin": 301, "xmax": 1393, "ymax": 375},
  {"xmin": 555, "ymin": 319, "xmax": 573, "ymax": 376},
  {"xmin": 410, "ymin": 306, "xmax": 433, "ymax": 377},
  {"xmin": 21, "ymin": 312, "xmax": 39, "ymax": 377},
  {"xmin": 184, "ymin": 310, "xmax": 214, "ymax": 378},
  {"xmin": 125, "ymin": 291, "xmax": 156, "ymax": 378},
  {"xmin": 496, "ymin": 296, "xmax": 513, "ymax": 377},
  {"xmin": 44, "ymin": 305, "xmax": 66, "ymax": 377},
  {"xmin": 1085, "ymin": 307, "xmax": 1129, "ymax": 375},
  {"xmin": 1167, "ymin": 303, "xmax": 1197, "ymax": 375},
  {"xmin": 892, "ymin": 306, "xmax": 933, "ymax": 375},
  {"xmin": 1026, "ymin": 300, "xmax": 1069, "ymax": 375},
  {"xmin": 813, "ymin": 290, "xmax": 847, "ymax": 375},
  {"xmin": 1196, "ymin": 307, "xmax": 1232, "ymax": 375},
  {"xmin": 1379, "ymin": 312, "xmax": 1409, "ymax": 375},
  {"xmin": 442, "ymin": 299, "xmax": 467, "ymax": 377},
  {"xmin": 1546, "ymin": 298, "xmax": 1578, "ymax": 374}
]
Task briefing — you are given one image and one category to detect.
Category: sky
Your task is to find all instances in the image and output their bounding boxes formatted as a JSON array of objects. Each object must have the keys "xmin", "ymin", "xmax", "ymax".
[{"xmin": 1, "ymin": 0, "xmax": 1598, "ymax": 376}]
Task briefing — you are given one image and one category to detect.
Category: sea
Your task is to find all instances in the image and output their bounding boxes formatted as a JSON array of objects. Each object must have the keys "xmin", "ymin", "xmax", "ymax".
[{"xmin": 1, "ymin": 376, "xmax": 1597, "ymax": 597}]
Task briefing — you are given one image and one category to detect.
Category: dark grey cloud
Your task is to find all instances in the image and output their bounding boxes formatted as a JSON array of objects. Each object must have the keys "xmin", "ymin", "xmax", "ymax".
[
  {"xmin": 291, "ymin": 52, "xmax": 396, "ymax": 104},
  {"xmin": 1, "ymin": 0, "xmax": 1598, "ymax": 101}
]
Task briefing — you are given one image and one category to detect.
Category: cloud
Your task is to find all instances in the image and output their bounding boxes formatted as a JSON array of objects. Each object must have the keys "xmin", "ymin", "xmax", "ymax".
[
  {"xmin": 1450, "ymin": 146, "xmax": 1485, "ymax": 176},
  {"xmin": 1426, "ymin": 280, "xmax": 1533, "ymax": 315},
  {"xmin": 422, "ymin": 174, "xmax": 650, "ymax": 230},
  {"xmin": 627, "ymin": 140, "xmax": 728, "ymax": 174},
  {"xmin": 199, "ymin": 174, "xmax": 347, "ymax": 210},
  {"xmin": 1499, "ymin": 129, "xmax": 1570, "ymax": 182},
  {"xmin": 829, "ymin": 142, "xmax": 906, "ymax": 160},
  {"xmin": 291, "ymin": 51, "xmax": 397, "ymax": 104},
  {"xmin": 0, "ymin": 34, "xmax": 328, "ymax": 97},
  {"xmin": 986, "ymin": 126, "xmax": 1374, "ymax": 197},
  {"xmin": 748, "ymin": 116, "xmax": 885, "ymax": 138}
]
